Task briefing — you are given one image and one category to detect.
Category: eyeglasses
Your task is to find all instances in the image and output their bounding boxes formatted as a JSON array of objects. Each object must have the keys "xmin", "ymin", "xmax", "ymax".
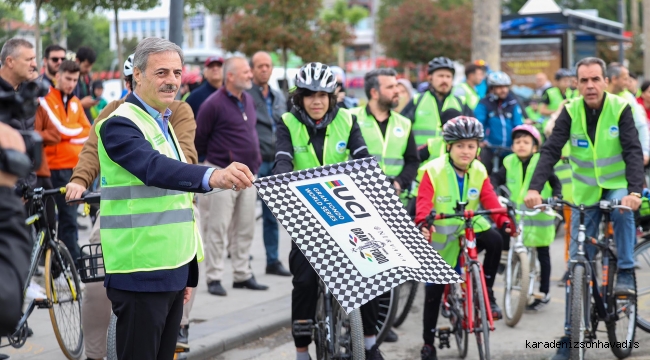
[{"xmin": 49, "ymin": 57, "xmax": 64, "ymax": 63}]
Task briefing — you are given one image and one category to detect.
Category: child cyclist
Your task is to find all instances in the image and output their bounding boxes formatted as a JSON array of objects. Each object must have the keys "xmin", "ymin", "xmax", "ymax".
[
  {"xmin": 415, "ymin": 116, "xmax": 516, "ymax": 360},
  {"xmin": 490, "ymin": 125, "xmax": 562, "ymax": 310}
]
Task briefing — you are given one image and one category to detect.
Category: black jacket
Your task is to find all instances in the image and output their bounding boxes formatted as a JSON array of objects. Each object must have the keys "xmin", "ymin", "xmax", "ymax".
[
  {"xmin": 273, "ymin": 107, "xmax": 369, "ymax": 175},
  {"xmin": 0, "ymin": 187, "xmax": 31, "ymax": 334},
  {"xmin": 247, "ymin": 85, "xmax": 286, "ymax": 162},
  {"xmin": 530, "ymin": 93, "xmax": 644, "ymax": 194}
]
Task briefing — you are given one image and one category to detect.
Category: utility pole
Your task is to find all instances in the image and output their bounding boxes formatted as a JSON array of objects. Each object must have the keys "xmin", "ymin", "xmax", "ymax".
[
  {"xmin": 169, "ymin": 0, "xmax": 184, "ymax": 48},
  {"xmin": 472, "ymin": 0, "xmax": 501, "ymax": 70},
  {"xmin": 644, "ymin": 0, "xmax": 650, "ymax": 77},
  {"xmin": 619, "ymin": 0, "xmax": 626, "ymax": 64}
]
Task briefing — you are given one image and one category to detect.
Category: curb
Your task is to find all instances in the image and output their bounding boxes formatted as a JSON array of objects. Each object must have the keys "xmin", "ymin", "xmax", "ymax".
[{"xmin": 187, "ymin": 296, "xmax": 291, "ymax": 360}]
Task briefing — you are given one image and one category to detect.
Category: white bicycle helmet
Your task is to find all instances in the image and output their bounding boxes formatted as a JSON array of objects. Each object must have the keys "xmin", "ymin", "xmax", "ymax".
[
  {"xmin": 123, "ymin": 54, "xmax": 134, "ymax": 77},
  {"xmin": 487, "ymin": 71, "xmax": 512, "ymax": 87},
  {"xmin": 295, "ymin": 62, "xmax": 337, "ymax": 93}
]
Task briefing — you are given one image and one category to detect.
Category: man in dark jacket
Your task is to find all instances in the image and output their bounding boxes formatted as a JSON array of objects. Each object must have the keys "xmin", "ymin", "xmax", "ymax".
[
  {"xmin": 246, "ymin": 51, "xmax": 290, "ymax": 276},
  {"xmin": 186, "ymin": 56, "xmax": 223, "ymax": 118},
  {"xmin": 0, "ymin": 123, "xmax": 31, "ymax": 360}
]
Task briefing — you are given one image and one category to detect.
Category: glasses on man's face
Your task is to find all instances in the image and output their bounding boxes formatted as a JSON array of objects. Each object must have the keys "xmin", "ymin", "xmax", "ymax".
[{"xmin": 49, "ymin": 57, "xmax": 64, "ymax": 63}]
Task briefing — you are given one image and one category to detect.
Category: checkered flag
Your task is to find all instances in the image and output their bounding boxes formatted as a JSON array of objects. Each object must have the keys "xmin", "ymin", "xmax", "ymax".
[{"xmin": 255, "ymin": 158, "xmax": 461, "ymax": 313}]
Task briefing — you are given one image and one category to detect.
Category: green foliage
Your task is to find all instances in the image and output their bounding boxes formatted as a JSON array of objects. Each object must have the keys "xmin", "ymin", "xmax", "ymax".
[
  {"xmin": 187, "ymin": 0, "xmax": 247, "ymax": 20},
  {"xmin": 121, "ymin": 36, "xmax": 140, "ymax": 61},
  {"xmin": 0, "ymin": 2, "xmax": 25, "ymax": 43},
  {"xmin": 322, "ymin": 0, "xmax": 368, "ymax": 27}
]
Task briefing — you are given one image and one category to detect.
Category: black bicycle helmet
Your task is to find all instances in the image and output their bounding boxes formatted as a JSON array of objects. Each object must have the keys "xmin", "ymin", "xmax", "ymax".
[
  {"xmin": 555, "ymin": 68, "xmax": 572, "ymax": 81},
  {"xmin": 427, "ymin": 57, "xmax": 455, "ymax": 75},
  {"xmin": 442, "ymin": 116, "xmax": 484, "ymax": 143},
  {"xmin": 295, "ymin": 62, "xmax": 337, "ymax": 93}
]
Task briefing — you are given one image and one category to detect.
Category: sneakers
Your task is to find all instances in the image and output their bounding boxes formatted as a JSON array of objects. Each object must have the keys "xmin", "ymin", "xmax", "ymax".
[
  {"xmin": 526, "ymin": 293, "xmax": 550, "ymax": 311},
  {"xmin": 487, "ymin": 288, "xmax": 502, "ymax": 320},
  {"xmin": 384, "ymin": 329, "xmax": 399, "ymax": 343},
  {"xmin": 420, "ymin": 344, "xmax": 438, "ymax": 360},
  {"xmin": 207, "ymin": 281, "xmax": 227, "ymax": 296},
  {"xmin": 365, "ymin": 344, "xmax": 385, "ymax": 360},
  {"xmin": 614, "ymin": 269, "xmax": 636, "ymax": 296},
  {"xmin": 550, "ymin": 336, "xmax": 571, "ymax": 360},
  {"xmin": 177, "ymin": 325, "xmax": 189, "ymax": 349}
]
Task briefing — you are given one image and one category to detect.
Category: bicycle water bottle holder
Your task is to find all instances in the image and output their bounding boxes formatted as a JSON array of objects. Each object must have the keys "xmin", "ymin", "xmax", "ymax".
[
  {"xmin": 292, "ymin": 319, "xmax": 314, "ymax": 337},
  {"xmin": 437, "ymin": 326, "xmax": 451, "ymax": 349}
]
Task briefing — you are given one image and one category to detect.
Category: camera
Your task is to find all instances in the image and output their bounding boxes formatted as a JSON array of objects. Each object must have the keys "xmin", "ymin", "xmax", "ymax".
[{"xmin": 0, "ymin": 80, "xmax": 48, "ymax": 178}]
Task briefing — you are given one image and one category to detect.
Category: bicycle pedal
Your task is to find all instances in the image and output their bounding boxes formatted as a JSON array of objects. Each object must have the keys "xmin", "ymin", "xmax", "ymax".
[
  {"xmin": 292, "ymin": 320, "xmax": 314, "ymax": 337},
  {"xmin": 436, "ymin": 327, "xmax": 451, "ymax": 349}
]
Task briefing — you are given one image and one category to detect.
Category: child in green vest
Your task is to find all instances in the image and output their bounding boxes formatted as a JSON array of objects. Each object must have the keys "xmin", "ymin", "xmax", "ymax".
[{"xmin": 490, "ymin": 124, "xmax": 562, "ymax": 310}]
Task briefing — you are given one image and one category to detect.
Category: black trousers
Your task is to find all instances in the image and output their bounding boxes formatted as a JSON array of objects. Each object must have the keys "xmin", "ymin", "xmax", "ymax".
[
  {"xmin": 422, "ymin": 228, "xmax": 502, "ymax": 345},
  {"xmin": 289, "ymin": 242, "xmax": 378, "ymax": 348},
  {"xmin": 106, "ymin": 287, "xmax": 184, "ymax": 360},
  {"xmin": 536, "ymin": 246, "xmax": 551, "ymax": 294}
]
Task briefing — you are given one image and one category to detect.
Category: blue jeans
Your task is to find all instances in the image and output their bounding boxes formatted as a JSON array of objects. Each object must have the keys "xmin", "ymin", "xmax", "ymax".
[
  {"xmin": 50, "ymin": 169, "xmax": 80, "ymax": 261},
  {"xmin": 563, "ymin": 188, "xmax": 635, "ymax": 335},
  {"xmin": 258, "ymin": 161, "xmax": 280, "ymax": 266}
]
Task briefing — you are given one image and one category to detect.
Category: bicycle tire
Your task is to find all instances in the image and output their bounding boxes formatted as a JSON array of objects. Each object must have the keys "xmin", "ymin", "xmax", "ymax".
[
  {"xmin": 375, "ymin": 287, "xmax": 399, "ymax": 345},
  {"xmin": 607, "ymin": 270, "xmax": 637, "ymax": 359},
  {"xmin": 633, "ymin": 240, "xmax": 650, "ymax": 333},
  {"xmin": 45, "ymin": 242, "xmax": 84, "ymax": 360},
  {"xmin": 471, "ymin": 264, "xmax": 490, "ymax": 360},
  {"xmin": 450, "ymin": 283, "xmax": 469, "ymax": 358},
  {"xmin": 503, "ymin": 250, "xmax": 529, "ymax": 327},
  {"xmin": 570, "ymin": 264, "xmax": 586, "ymax": 360},
  {"xmin": 347, "ymin": 309, "xmax": 365, "ymax": 360},
  {"xmin": 314, "ymin": 289, "xmax": 327, "ymax": 360},
  {"xmin": 332, "ymin": 301, "xmax": 364, "ymax": 360},
  {"xmin": 107, "ymin": 312, "xmax": 118, "ymax": 360},
  {"xmin": 393, "ymin": 281, "xmax": 418, "ymax": 327}
]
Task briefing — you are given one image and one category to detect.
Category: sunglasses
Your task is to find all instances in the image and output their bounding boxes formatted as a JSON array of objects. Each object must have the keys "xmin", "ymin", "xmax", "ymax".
[{"xmin": 49, "ymin": 57, "xmax": 64, "ymax": 62}]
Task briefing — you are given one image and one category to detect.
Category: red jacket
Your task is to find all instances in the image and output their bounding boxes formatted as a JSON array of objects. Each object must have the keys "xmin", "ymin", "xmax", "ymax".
[{"xmin": 415, "ymin": 169, "xmax": 511, "ymax": 241}]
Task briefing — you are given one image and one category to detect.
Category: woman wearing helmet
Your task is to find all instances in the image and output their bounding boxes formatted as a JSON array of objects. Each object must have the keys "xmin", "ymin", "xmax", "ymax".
[
  {"xmin": 539, "ymin": 68, "xmax": 576, "ymax": 117},
  {"xmin": 415, "ymin": 116, "xmax": 515, "ymax": 360},
  {"xmin": 474, "ymin": 71, "xmax": 524, "ymax": 174},
  {"xmin": 273, "ymin": 62, "xmax": 384, "ymax": 360},
  {"xmin": 490, "ymin": 125, "xmax": 561, "ymax": 311}
]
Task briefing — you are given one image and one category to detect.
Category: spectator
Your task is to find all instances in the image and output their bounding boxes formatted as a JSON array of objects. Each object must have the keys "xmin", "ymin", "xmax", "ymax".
[
  {"xmin": 246, "ymin": 51, "xmax": 290, "ymax": 277},
  {"xmin": 89, "ymin": 80, "xmax": 108, "ymax": 123},
  {"xmin": 41, "ymin": 60, "xmax": 91, "ymax": 262},
  {"xmin": 37, "ymin": 44, "xmax": 66, "ymax": 88},
  {"xmin": 453, "ymin": 63, "xmax": 486, "ymax": 110},
  {"xmin": 637, "ymin": 80, "xmax": 650, "ymax": 122},
  {"xmin": 534, "ymin": 72, "xmax": 552, "ymax": 96},
  {"xmin": 395, "ymin": 78, "xmax": 414, "ymax": 114},
  {"xmin": 195, "ymin": 57, "xmax": 268, "ymax": 296},
  {"xmin": 73, "ymin": 46, "xmax": 97, "ymax": 121},
  {"xmin": 186, "ymin": 56, "xmax": 224, "ymax": 118}
]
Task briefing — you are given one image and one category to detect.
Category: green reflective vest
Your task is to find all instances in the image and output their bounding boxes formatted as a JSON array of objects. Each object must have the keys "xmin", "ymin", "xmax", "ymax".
[
  {"xmin": 554, "ymin": 159, "xmax": 573, "ymax": 202},
  {"xmin": 351, "ymin": 107, "xmax": 411, "ymax": 177},
  {"xmin": 421, "ymin": 155, "xmax": 491, "ymax": 267},
  {"xmin": 282, "ymin": 110, "xmax": 353, "ymax": 170},
  {"xmin": 456, "ymin": 82, "xmax": 480, "ymax": 110},
  {"xmin": 525, "ymin": 106, "xmax": 542, "ymax": 122},
  {"xmin": 503, "ymin": 153, "xmax": 555, "ymax": 247},
  {"xmin": 412, "ymin": 91, "xmax": 464, "ymax": 148},
  {"xmin": 97, "ymin": 103, "xmax": 203, "ymax": 274},
  {"xmin": 546, "ymin": 87, "xmax": 566, "ymax": 112},
  {"xmin": 567, "ymin": 94, "xmax": 628, "ymax": 205}
]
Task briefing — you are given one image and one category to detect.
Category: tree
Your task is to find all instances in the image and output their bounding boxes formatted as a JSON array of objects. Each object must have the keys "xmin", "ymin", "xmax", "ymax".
[
  {"xmin": 186, "ymin": 0, "xmax": 248, "ymax": 46},
  {"xmin": 122, "ymin": 36, "xmax": 140, "ymax": 62},
  {"xmin": 472, "ymin": 0, "xmax": 501, "ymax": 69},
  {"xmin": 322, "ymin": 0, "xmax": 368, "ymax": 68},
  {"xmin": 221, "ymin": 0, "xmax": 352, "ymax": 90},
  {"xmin": 378, "ymin": 0, "xmax": 473, "ymax": 64},
  {"xmin": 0, "ymin": 2, "xmax": 25, "ymax": 43}
]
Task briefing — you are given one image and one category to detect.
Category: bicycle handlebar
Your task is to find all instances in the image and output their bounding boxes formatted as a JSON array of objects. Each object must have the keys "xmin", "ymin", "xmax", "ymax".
[
  {"xmin": 540, "ymin": 198, "xmax": 632, "ymax": 212},
  {"xmin": 424, "ymin": 205, "xmax": 510, "ymax": 227},
  {"xmin": 66, "ymin": 190, "xmax": 100, "ymax": 205}
]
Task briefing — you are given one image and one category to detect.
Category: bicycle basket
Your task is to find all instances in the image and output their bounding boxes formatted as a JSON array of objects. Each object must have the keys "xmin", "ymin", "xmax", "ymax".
[{"xmin": 77, "ymin": 243, "xmax": 105, "ymax": 283}]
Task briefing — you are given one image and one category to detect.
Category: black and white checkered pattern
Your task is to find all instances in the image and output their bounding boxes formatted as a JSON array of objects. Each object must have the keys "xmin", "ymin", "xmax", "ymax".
[{"xmin": 255, "ymin": 158, "xmax": 461, "ymax": 313}]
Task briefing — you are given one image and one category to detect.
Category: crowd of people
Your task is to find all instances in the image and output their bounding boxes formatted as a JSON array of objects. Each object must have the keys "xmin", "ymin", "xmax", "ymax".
[{"xmin": 0, "ymin": 33, "xmax": 645, "ymax": 360}]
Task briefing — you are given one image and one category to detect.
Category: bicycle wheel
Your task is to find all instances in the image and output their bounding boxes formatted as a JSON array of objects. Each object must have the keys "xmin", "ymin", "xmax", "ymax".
[
  {"xmin": 393, "ymin": 280, "xmax": 418, "ymax": 327},
  {"xmin": 107, "ymin": 312, "xmax": 118, "ymax": 360},
  {"xmin": 471, "ymin": 264, "xmax": 490, "ymax": 360},
  {"xmin": 375, "ymin": 287, "xmax": 399, "ymax": 345},
  {"xmin": 450, "ymin": 283, "xmax": 469, "ymax": 358},
  {"xmin": 607, "ymin": 269, "xmax": 637, "ymax": 359},
  {"xmin": 314, "ymin": 289, "xmax": 327, "ymax": 360},
  {"xmin": 634, "ymin": 240, "xmax": 650, "ymax": 332},
  {"xmin": 45, "ymin": 242, "xmax": 84, "ymax": 360},
  {"xmin": 332, "ymin": 302, "xmax": 364, "ymax": 360},
  {"xmin": 569, "ymin": 264, "xmax": 587, "ymax": 360},
  {"xmin": 503, "ymin": 250, "xmax": 529, "ymax": 327}
]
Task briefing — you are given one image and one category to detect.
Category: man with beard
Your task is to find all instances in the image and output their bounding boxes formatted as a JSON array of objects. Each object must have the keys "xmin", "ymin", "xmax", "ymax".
[
  {"xmin": 352, "ymin": 68, "xmax": 419, "ymax": 198},
  {"xmin": 402, "ymin": 57, "xmax": 473, "ymax": 162},
  {"xmin": 37, "ymin": 44, "xmax": 66, "ymax": 88},
  {"xmin": 195, "ymin": 57, "xmax": 268, "ymax": 297}
]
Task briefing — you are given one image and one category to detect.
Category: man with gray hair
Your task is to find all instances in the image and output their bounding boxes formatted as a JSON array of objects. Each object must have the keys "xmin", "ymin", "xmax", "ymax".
[
  {"xmin": 97, "ymin": 37, "xmax": 255, "ymax": 359},
  {"xmin": 606, "ymin": 64, "xmax": 650, "ymax": 165},
  {"xmin": 195, "ymin": 56, "xmax": 268, "ymax": 297},
  {"xmin": 0, "ymin": 38, "xmax": 38, "ymax": 130}
]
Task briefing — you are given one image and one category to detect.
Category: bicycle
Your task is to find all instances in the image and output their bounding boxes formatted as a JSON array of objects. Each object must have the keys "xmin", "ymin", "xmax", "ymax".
[
  {"xmin": 292, "ymin": 279, "xmax": 365, "ymax": 360},
  {"xmin": 547, "ymin": 198, "xmax": 637, "ymax": 360},
  {"xmin": 632, "ymin": 194, "xmax": 650, "ymax": 333},
  {"xmin": 498, "ymin": 195, "xmax": 561, "ymax": 327},
  {"xmin": 392, "ymin": 280, "xmax": 419, "ymax": 328},
  {"xmin": 2, "ymin": 187, "xmax": 85, "ymax": 360},
  {"xmin": 424, "ymin": 201, "xmax": 516, "ymax": 360}
]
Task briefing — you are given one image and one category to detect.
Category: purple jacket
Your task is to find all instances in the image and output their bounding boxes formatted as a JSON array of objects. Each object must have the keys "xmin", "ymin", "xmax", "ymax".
[{"xmin": 195, "ymin": 87, "xmax": 262, "ymax": 173}]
